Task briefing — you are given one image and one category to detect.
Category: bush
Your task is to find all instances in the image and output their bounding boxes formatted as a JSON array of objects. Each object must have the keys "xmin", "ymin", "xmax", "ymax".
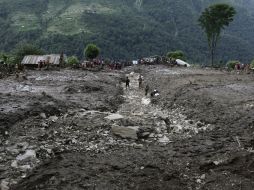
[
  {"xmin": 67, "ymin": 56, "xmax": 79, "ymax": 67},
  {"xmin": 250, "ymin": 60, "xmax": 254, "ymax": 69},
  {"xmin": 167, "ymin": 50, "xmax": 185, "ymax": 60},
  {"xmin": 226, "ymin": 60, "xmax": 239, "ymax": 70}
]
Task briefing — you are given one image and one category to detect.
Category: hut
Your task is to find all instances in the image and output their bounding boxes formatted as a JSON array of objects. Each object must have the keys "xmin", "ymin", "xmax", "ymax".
[{"xmin": 21, "ymin": 54, "xmax": 67, "ymax": 68}]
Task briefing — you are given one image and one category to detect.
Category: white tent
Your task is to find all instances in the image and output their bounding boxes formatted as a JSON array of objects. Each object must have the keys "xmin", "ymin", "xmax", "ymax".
[{"xmin": 176, "ymin": 59, "xmax": 191, "ymax": 67}]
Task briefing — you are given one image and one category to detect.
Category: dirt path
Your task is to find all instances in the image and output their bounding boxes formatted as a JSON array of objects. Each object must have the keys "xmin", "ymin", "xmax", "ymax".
[{"xmin": 110, "ymin": 72, "xmax": 212, "ymax": 144}]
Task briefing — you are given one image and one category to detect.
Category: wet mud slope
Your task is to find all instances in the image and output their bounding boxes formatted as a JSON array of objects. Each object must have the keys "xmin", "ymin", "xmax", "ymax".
[
  {"xmin": 142, "ymin": 65, "xmax": 254, "ymax": 189},
  {"xmin": 1, "ymin": 67, "xmax": 254, "ymax": 190},
  {"xmin": 0, "ymin": 69, "xmax": 124, "ymax": 189}
]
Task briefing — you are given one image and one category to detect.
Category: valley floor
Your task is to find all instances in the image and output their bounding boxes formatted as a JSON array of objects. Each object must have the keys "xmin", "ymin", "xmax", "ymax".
[{"xmin": 0, "ymin": 65, "xmax": 254, "ymax": 190}]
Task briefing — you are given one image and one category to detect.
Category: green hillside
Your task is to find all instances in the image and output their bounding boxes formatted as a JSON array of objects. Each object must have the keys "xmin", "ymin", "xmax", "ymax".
[{"xmin": 0, "ymin": 0, "xmax": 254, "ymax": 63}]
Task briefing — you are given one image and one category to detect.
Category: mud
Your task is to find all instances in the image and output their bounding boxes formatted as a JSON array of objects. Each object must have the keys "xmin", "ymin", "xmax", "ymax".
[{"xmin": 0, "ymin": 66, "xmax": 254, "ymax": 190}]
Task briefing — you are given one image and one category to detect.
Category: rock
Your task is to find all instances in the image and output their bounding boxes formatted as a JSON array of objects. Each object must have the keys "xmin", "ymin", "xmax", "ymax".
[
  {"xmin": 17, "ymin": 142, "xmax": 29, "ymax": 150},
  {"xmin": 11, "ymin": 160, "xmax": 18, "ymax": 168},
  {"xmin": 155, "ymin": 127, "xmax": 162, "ymax": 133},
  {"xmin": 200, "ymin": 174, "xmax": 206, "ymax": 180},
  {"xmin": 141, "ymin": 98, "xmax": 151, "ymax": 105},
  {"xmin": 41, "ymin": 122, "xmax": 49, "ymax": 128},
  {"xmin": 0, "ymin": 179, "xmax": 9, "ymax": 190},
  {"xmin": 0, "ymin": 165, "xmax": 7, "ymax": 172},
  {"xmin": 158, "ymin": 136, "xmax": 171, "ymax": 143},
  {"xmin": 138, "ymin": 132, "xmax": 150, "ymax": 139},
  {"xmin": 155, "ymin": 111, "xmax": 168, "ymax": 120},
  {"xmin": 48, "ymin": 116, "xmax": 58, "ymax": 122},
  {"xmin": 112, "ymin": 126, "xmax": 139, "ymax": 139},
  {"xmin": 16, "ymin": 150, "xmax": 36, "ymax": 161},
  {"xmin": 196, "ymin": 121, "xmax": 203, "ymax": 128},
  {"xmin": 40, "ymin": 113, "xmax": 47, "ymax": 119},
  {"xmin": 6, "ymin": 146, "xmax": 19, "ymax": 155},
  {"xmin": 105, "ymin": 114, "xmax": 124, "ymax": 120},
  {"xmin": 19, "ymin": 165, "xmax": 31, "ymax": 171},
  {"xmin": 132, "ymin": 143, "xmax": 143, "ymax": 149},
  {"xmin": 129, "ymin": 72, "xmax": 135, "ymax": 77}
]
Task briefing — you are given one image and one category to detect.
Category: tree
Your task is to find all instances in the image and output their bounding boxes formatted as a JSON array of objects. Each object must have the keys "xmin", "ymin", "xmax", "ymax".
[
  {"xmin": 13, "ymin": 43, "xmax": 44, "ymax": 64},
  {"xmin": 84, "ymin": 44, "xmax": 100, "ymax": 60},
  {"xmin": 0, "ymin": 52, "xmax": 7, "ymax": 63},
  {"xmin": 67, "ymin": 56, "xmax": 79, "ymax": 67},
  {"xmin": 199, "ymin": 4, "xmax": 236, "ymax": 66},
  {"xmin": 167, "ymin": 50, "xmax": 185, "ymax": 60}
]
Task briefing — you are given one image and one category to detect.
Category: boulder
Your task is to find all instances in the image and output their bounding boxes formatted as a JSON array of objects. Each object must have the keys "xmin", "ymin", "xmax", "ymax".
[
  {"xmin": 112, "ymin": 126, "xmax": 139, "ymax": 139},
  {"xmin": 105, "ymin": 114, "xmax": 124, "ymax": 120},
  {"xmin": 48, "ymin": 116, "xmax": 58, "ymax": 122},
  {"xmin": 39, "ymin": 113, "xmax": 47, "ymax": 119},
  {"xmin": 0, "ymin": 179, "xmax": 9, "ymax": 190},
  {"xmin": 158, "ymin": 136, "xmax": 171, "ymax": 143},
  {"xmin": 16, "ymin": 150, "xmax": 36, "ymax": 162}
]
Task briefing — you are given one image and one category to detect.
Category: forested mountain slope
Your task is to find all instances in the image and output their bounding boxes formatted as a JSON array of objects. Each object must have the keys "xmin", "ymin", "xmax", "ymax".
[{"xmin": 0, "ymin": 0, "xmax": 254, "ymax": 63}]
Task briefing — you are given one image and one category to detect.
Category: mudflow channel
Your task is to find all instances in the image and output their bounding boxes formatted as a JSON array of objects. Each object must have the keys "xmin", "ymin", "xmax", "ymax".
[{"xmin": 1, "ymin": 67, "xmax": 254, "ymax": 190}]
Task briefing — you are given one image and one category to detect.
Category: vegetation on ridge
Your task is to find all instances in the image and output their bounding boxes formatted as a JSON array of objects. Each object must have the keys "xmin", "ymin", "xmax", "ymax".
[{"xmin": 0, "ymin": 0, "xmax": 253, "ymax": 63}]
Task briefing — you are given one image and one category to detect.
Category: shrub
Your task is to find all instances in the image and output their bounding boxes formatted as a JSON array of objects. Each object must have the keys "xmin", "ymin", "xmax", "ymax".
[
  {"xmin": 167, "ymin": 50, "xmax": 185, "ymax": 60},
  {"xmin": 250, "ymin": 60, "xmax": 254, "ymax": 69},
  {"xmin": 67, "ymin": 56, "xmax": 79, "ymax": 67},
  {"xmin": 226, "ymin": 60, "xmax": 239, "ymax": 70}
]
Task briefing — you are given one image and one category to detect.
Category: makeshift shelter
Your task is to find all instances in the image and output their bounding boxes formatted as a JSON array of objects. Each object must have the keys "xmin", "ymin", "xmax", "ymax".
[{"xmin": 21, "ymin": 54, "xmax": 67, "ymax": 67}]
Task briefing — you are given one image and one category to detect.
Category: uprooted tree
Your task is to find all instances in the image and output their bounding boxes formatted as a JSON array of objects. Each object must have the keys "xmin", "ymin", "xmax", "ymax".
[
  {"xmin": 199, "ymin": 4, "xmax": 236, "ymax": 66},
  {"xmin": 84, "ymin": 44, "xmax": 100, "ymax": 60}
]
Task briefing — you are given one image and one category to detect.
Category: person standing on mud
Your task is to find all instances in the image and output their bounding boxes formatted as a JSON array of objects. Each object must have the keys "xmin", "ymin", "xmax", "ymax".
[
  {"xmin": 138, "ymin": 75, "xmax": 143, "ymax": 89},
  {"xmin": 145, "ymin": 84, "xmax": 149, "ymax": 96},
  {"xmin": 15, "ymin": 64, "xmax": 19, "ymax": 78},
  {"xmin": 126, "ymin": 76, "xmax": 130, "ymax": 89}
]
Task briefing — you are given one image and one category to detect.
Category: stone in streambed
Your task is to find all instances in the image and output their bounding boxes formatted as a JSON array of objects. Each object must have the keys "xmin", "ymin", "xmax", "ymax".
[{"xmin": 111, "ymin": 125, "xmax": 139, "ymax": 140}]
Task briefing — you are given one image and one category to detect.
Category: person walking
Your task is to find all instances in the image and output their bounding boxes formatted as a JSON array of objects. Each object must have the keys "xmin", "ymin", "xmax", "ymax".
[
  {"xmin": 138, "ymin": 75, "xmax": 143, "ymax": 89},
  {"xmin": 126, "ymin": 76, "xmax": 130, "ymax": 89},
  {"xmin": 145, "ymin": 84, "xmax": 149, "ymax": 96}
]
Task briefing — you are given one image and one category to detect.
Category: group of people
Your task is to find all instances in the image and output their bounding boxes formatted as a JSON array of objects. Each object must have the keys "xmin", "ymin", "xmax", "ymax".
[
  {"xmin": 81, "ymin": 60, "xmax": 133, "ymax": 70},
  {"xmin": 125, "ymin": 75, "xmax": 159, "ymax": 97},
  {"xmin": 38, "ymin": 60, "xmax": 47, "ymax": 69},
  {"xmin": 234, "ymin": 62, "xmax": 251, "ymax": 73}
]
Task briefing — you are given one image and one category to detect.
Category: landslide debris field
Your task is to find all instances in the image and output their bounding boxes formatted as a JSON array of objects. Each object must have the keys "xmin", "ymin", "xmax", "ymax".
[{"xmin": 0, "ymin": 66, "xmax": 254, "ymax": 190}]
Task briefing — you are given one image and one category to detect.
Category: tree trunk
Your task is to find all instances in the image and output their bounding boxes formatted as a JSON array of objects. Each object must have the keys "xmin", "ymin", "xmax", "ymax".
[
  {"xmin": 210, "ymin": 36, "xmax": 217, "ymax": 67},
  {"xmin": 211, "ymin": 48, "xmax": 214, "ymax": 67}
]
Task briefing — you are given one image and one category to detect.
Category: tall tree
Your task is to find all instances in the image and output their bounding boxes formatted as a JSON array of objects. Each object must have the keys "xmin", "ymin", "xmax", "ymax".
[
  {"xmin": 84, "ymin": 44, "xmax": 100, "ymax": 60},
  {"xmin": 199, "ymin": 4, "xmax": 236, "ymax": 66},
  {"xmin": 13, "ymin": 43, "xmax": 44, "ymax": 64}
]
